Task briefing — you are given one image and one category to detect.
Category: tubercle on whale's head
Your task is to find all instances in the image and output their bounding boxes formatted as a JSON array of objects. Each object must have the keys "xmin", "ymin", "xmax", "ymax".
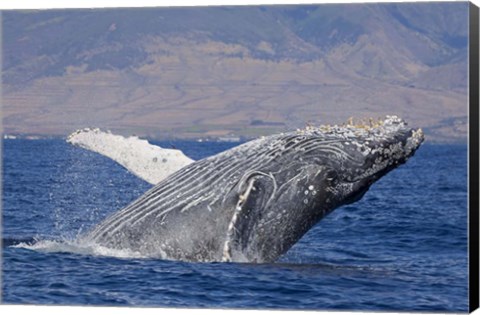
[{"xmin": 344, "ymin": 115, "xmax": 424, "ymax": 181}]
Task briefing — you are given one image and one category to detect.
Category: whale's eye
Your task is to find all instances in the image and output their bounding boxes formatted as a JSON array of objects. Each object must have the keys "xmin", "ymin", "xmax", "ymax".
[{"xmin": 324, "ymin": 169, "xmax": 339, "ymax": 185}]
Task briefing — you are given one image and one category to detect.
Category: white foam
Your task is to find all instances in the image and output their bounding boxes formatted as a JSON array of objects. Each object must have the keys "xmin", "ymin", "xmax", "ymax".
[
  {"xmin": 67, "ymin": 128, "xmax": 194, "ymax": 185},
  {"xmin": 13, "ymin": 239, "xmax": 157, "ymax": 259}
]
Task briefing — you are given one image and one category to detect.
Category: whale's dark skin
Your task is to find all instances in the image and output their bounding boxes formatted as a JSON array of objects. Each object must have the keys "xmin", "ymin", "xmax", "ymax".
[{"xmin": 84, "ymin": 116, "xmax": 424, "ymax": 263}]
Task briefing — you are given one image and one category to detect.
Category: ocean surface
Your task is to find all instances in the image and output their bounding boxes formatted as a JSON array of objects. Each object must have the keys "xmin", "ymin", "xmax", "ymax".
[{"xmin": 2, "ymin": 139, "xmax": 468, "ymax": 311}]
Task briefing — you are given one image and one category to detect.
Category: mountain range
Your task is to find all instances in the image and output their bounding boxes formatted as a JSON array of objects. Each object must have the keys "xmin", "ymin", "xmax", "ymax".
[{"xmin": 2, "ymin": 3, "xmax": 470, "ymax": 142}]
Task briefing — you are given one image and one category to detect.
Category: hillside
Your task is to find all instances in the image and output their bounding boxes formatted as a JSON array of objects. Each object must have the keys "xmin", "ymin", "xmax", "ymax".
[{"xmin": 2, "ymin": 3, "xmax": 469, "ymax": 142}]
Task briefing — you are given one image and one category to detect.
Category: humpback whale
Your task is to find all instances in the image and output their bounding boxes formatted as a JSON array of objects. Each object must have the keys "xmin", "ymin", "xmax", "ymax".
[{"xmin": 76, "ymin": 116, "xmax": 424, "ymax": 263}]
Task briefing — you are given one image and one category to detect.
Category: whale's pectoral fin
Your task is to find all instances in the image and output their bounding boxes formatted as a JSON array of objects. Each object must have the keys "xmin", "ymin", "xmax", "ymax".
[
  {"xmin": 66, "ymin": 128, "xmax": 194, "ymax": 185},
  {"xmin": 223, "ymin": 171, "xmax": 277, "ymax": 262}
]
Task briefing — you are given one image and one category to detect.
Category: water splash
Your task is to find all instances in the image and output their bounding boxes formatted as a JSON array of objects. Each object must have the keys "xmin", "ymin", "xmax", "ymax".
[{"xmin": 12, "ymin": 238, "xmax": 156, "ymax": 260}]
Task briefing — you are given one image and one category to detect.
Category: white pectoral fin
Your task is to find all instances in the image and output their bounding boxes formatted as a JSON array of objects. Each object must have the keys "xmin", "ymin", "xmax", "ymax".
[{"xmin": 66, "ymin": 128, "xmax": 194, "ymax": 185}]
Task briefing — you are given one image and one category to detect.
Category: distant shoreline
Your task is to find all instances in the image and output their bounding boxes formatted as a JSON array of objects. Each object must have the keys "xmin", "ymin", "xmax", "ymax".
[{"xmin": 2, "ymin": 132, "xmax": 468, "ymax": 145}]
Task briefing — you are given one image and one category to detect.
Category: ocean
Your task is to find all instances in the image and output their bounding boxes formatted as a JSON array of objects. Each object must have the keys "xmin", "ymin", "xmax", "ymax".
[{"xmin": 1, "ymin": 139, "xmax": 468, "ymax": 311}]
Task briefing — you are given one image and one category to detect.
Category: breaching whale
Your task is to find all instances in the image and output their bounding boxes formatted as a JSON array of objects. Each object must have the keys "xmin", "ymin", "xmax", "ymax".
[{"xmin": 74, "ymin": 116, "xmax": 424, "ymax": 263}]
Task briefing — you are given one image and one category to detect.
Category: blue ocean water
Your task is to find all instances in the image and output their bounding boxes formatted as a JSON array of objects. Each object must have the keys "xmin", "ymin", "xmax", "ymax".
[{"xmin": 2, "ymin": 139, "xmax": 468, "ymax": 311}]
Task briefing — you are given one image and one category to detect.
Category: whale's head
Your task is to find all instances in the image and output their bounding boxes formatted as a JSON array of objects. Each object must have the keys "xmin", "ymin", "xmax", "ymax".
[
  {"xmin": 315, "ymin": 115, "xmax": 425, "ymax": 207},
  {"xmin": 227, "ymin": 116, "xmax": 424, "ymax": 263}
]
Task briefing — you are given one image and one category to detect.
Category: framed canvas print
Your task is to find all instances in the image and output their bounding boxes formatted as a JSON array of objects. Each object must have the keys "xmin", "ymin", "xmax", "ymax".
[{"xmin": 1, "ymin": 0, "xmax": 479, "ymax": 314}]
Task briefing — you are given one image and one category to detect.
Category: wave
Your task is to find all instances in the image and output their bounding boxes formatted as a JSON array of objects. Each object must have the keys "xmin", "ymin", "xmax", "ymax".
[
  {"xmin": 7, "ymin": 237, "xmax": 158, "ymax": 260},
  {"xmin": 2, "ymin": 237, "xmax": 38, "ymax": 247}
]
